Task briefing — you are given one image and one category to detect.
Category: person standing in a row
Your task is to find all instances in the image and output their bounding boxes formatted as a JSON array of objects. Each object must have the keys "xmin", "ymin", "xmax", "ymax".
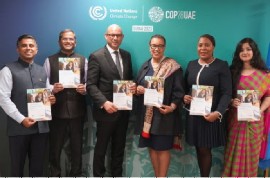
[
  {"xmin": 223, "ymin": 38, "xmax": 270, "ymax": 177},
  {"xmin": 44, "ymin": 29, "xmax": 88, "ymax": 176},
  {"xmin": 0, "ymin": 34, "xmax": 55, "ymax": 176},
  {"xmin": 183, "ymin": 34, "xmax": 232, "ymax": 177},
  {"xmin": 87, "ymin": 24, "xmax": 136, "ymax": 177},
  {"xmin": 134, "ymin": 34, "xmax": 184, "ymax": 177}
]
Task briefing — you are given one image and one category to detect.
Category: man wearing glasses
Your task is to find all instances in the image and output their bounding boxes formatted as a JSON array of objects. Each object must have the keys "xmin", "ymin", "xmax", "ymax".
[
  {"xmin": 87, "ymin": 24, "xmax": 136, "ymax": 177},
  {"xmin": 43, "ymin": 29, "xmax": 88, "ymax": 176}
]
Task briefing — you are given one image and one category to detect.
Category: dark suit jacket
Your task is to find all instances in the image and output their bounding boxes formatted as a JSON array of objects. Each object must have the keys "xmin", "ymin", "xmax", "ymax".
[
  {"xmin": 133, "ymin": 58, "xmax": 184, "ymax": 135},
  {"xmin": 87, "ymin": 46, "xmax": 133, "ymax": 121},
  {"xmin": 184, "ymin": 58, "xmax": 232, "ymax": 115}
]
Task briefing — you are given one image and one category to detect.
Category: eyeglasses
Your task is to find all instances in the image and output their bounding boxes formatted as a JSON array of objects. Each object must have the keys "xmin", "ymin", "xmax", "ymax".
[
  {"xmin": 106, "ymin": 34, "xmax": 123, "ymax": 38},
  {"xmin": 150, "ymin": 44, "xmax": 165, "ymax": 50},
  {"xmin": 62, "ymin": 38, "xmax": 75, "ymax": 42}
]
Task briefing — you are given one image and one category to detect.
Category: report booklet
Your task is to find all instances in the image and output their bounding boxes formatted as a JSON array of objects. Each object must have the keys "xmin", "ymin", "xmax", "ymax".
[
  {"xmin": 113, "ymin": 80, "xmax": 133, "ymax": 110},
  {"xmin": 27, "ymin": 88, "xmax": 52, "ymax": 121},
  {"xmin": 189, "ymin": 85, "xmax": 214, "ymax": 116},
  {"xmin": 143, "ymin": 76, "xmax": 164, "ymax": 108},
  {"xmin": 237, "ymin": 90, "xmax": 260, "ymax": 121},
  {"xmin": 59, "ymin": 57, "xmax": 80, "ymax": 88}
]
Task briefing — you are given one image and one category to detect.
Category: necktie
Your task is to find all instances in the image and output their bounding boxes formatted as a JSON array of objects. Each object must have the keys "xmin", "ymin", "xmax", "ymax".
[{"xmin": 114, "ymin": 51, "xmax": 123, "ymax": 79}]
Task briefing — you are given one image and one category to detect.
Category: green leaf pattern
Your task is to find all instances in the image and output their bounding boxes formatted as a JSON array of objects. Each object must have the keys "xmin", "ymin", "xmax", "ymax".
[{"xmin": 59, "ymin": 106, "xmax": 224, "ymax": 176}]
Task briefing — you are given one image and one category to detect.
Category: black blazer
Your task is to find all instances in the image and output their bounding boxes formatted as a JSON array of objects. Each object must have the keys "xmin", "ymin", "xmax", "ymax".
[
  {"xmin": 184, "ymin": 58, "xmax": 232, "ymax": 115},
  {"xmin": 134, "ymin": 58, "xmax": 184, "ymax": 135},
  {"xmin": 87, "ymin": 46, "xmax": 133, "ymax": 121}
]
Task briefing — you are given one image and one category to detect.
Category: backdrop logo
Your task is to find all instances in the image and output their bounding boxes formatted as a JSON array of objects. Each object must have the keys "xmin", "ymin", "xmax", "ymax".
[
  {"xmin": 148, "ymin": 6, "xmax": 164, "ymax": 23},
  {"xmin": 89, "ymin": 6, "xmax": 107, "ymax": 20}
]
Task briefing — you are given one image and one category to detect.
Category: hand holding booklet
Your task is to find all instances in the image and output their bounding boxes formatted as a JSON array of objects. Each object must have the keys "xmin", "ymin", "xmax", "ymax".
[
  {"xmin": 189, "ymin": 85, "xmax": 214, "ymax": 116},
  {"xmin": 113, "ymin": 80, "xmax": 134, "ymax": 110},
  {"xmin": 27, "ymin": 88, "xmax": 52, "ymax": 121},
  {"xmin": 237, "ymin": 90, "xmax": 260, "ymax": 121},
  {"xmin": 58, "ymin": 57, "xmax": 80, "ymax": 88},
  {"xmin": 143, "ymin": 76, "xmax": 165, "ymax": 108}
]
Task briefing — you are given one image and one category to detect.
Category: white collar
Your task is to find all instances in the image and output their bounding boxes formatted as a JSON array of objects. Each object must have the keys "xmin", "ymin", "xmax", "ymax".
[{"xmin": 106, "ymin": 44, "xmax": 119, "ymax": 54}]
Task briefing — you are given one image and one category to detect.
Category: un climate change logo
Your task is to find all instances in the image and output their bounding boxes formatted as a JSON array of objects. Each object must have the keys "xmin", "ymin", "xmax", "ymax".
[
  {"xmin": 89, "ymin": 6, "xmax": 107, "ymax": 20},
  {"xmin": 148, "ymin": 6, "xmax": 164, "ymax": 23}
]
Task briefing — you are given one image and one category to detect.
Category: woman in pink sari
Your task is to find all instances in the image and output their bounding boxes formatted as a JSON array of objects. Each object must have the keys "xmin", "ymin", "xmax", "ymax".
[{"xmin": 223, "ymin": 38, "xmax": 270, "ymax": 176}]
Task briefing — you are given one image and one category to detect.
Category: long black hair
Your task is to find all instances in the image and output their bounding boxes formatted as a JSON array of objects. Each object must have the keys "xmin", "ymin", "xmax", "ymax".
[{"xmin": 230, "ymin": 38, "xmax": 268, "ymax": 97}]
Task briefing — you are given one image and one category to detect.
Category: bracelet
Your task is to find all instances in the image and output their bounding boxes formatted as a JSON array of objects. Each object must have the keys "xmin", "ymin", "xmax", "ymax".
[{"xmin": 216, "ymin": 111, "xmax": 223, "ymax": 122}]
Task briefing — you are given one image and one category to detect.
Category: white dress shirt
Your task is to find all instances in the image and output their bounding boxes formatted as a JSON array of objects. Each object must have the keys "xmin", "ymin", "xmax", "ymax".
[
  {"xmin": 106, "ymin": 44, "xmax": 123, "ymax": 70},
  {"xmin": 0, "ymin": 66, "xmax": 50, "ymax": 123}
]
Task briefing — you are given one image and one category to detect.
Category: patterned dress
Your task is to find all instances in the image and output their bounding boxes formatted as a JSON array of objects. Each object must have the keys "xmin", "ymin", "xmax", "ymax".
[
  {"xmin": 259, "ymin": 107, "xmax": 270, "ymax": 169},
  {"xmin": 223, "ymin": 70, "xmax": 270, "ymax": 176},
  {"xmin": 185, "ymin": 59, "xmax": 232, "ymax": 148}
]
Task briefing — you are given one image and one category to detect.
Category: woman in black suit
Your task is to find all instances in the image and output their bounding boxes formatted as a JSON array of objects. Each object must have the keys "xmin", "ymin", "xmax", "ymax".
[
  {"xmin": 134, "ymin": 34, "xmax": 184, "ymax": 177},
  {"xmin": 183, "ymin": 34, "xmax": 232, "ymax": 177}
]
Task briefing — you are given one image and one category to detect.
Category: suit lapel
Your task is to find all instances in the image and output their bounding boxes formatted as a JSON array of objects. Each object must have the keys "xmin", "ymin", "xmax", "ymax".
[{"xmin": 137, "ymin": 60, "xmax": 150, "ymax": 84}]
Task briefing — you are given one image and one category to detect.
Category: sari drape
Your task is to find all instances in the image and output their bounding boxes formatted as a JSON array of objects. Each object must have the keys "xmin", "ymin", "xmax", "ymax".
[{"xmin": 223, "ymin": 71, "xmax": 270, "ymax": 177}]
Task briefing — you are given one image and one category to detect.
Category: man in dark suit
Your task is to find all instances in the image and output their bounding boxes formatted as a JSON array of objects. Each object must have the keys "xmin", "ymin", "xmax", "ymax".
[{"xmin": 87, "ymin": 24, "xmax": 135, "ymax": 177}]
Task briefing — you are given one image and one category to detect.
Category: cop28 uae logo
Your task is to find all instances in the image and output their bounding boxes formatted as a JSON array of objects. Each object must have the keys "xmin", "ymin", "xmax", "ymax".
[
  {"xmin": 148, "ymin": 6, "xmax": 164, "ymax": 23},
  {"xmin": 89, "ymin": 6, "xmax": 107, "ymax": 20}
]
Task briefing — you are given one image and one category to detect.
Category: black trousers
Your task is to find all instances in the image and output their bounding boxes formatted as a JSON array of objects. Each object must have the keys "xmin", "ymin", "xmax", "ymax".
[
  {"xmin": 9, "ymin": 133, "xmax": 48, "ymax": 176},
  {"xmin": 93, "ymin": 112, "xmax": 129, "ymax": 177},
  {"xmin": 49, "ymin": 118, "xmax": 83, "ymax": 176}
]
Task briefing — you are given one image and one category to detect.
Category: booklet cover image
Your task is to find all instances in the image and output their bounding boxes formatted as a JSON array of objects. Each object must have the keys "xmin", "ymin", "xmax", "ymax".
[
  {"xmin": 143, "ymin": 76, "xmax": 165, "ymax": 108},
  {"xmin": 189, "ymin": 85, "xmax": 214, "ymax": 115},
  {"xmin": 237, "ymin": 90, "xmax": 260, "ymax": 121},
  {"xmin": 58, "ymin": 57, "xmax": 80, "ymax": 88},
  {"xmin": 113, "ymin": 80, "xmax": 133, "ymax": 110},
  {"xmin": 27, "ymin": 88, "xmax": 52, "ymax": 121}
]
